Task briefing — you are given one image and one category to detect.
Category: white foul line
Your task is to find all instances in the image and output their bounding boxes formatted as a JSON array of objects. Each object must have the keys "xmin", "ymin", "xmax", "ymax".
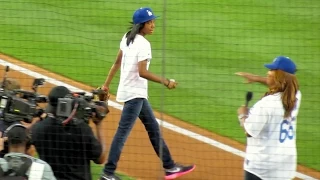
[{"xmin": 0, "ymin": 59, "xmax": 317, "ymax": 180}]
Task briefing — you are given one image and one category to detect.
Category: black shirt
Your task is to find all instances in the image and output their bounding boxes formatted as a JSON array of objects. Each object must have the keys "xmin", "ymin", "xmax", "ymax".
[{"xmin": 31, "ymin": 116, "xmax": 102, "ymax": 180}]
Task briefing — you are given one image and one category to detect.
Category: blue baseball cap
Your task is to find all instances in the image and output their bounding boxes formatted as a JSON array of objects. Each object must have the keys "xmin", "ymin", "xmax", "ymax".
[
  {"xmin": 264, "ymin": 56, "xmax": 297, "ymax": 74},
  {"xmin": 133, "ymin": 7, "xmax": 159, "ymax": 24}
]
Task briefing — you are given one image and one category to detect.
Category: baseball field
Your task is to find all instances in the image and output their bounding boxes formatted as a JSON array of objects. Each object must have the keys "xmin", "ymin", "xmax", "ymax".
[{"xmin": 0, "ymin": 0, "xmax": 319, "ymax": 179}]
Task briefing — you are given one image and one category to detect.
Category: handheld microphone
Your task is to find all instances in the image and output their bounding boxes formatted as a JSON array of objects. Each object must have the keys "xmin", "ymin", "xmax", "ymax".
[{"xmin": 245, "ymin": 91, "xmax": 253, "ymax": 107}]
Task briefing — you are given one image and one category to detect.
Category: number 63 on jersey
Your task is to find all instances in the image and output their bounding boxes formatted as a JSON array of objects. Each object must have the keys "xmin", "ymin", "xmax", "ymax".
[{"xmin": 279, "ymin": 119, "xmax": 295, "ymax": 143}]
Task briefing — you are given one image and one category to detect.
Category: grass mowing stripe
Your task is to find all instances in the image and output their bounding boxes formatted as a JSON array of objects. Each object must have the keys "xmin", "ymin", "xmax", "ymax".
[{"xmin": 0, "ymin": 0, "xmax": 319, "ymax": 170}]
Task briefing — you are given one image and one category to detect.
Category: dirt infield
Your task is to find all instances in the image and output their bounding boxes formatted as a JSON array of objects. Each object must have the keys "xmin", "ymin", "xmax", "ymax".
[{"xmin": 0, "ymin": 54, "xmax": 319, "ymax": 180}]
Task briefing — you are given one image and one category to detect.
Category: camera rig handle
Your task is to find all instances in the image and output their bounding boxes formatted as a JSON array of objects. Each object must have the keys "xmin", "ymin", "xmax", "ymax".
[
  {"xmin": 32, "ymin": 78, "xmax": 45, "ymax": 93},
  {"xmin": 1, "ymin": 66, "xmax": 10, "ymax": 89}
]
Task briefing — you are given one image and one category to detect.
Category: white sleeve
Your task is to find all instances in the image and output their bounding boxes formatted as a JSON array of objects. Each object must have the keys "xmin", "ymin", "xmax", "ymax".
[
  {"xmin": 42, "ymin": 163, "xmax": 57, "ymax": 180},
  {"xmin": 119, "ymin": 34, "xmax": 127, "ymax": 51},
  {"xmin": 292, "ymin": 90, "xmax": 302, "ymax": 118},
  {"xmin": 244, "ymin": 100, "xmax": 269, "ymax": 138},
  {"xmin": 0, "ymin": 158, "xmax": 8, "ymax": 172},
  {"xmin": 137, "ymin": 41, "xmax": 152, "ymax": 62}
]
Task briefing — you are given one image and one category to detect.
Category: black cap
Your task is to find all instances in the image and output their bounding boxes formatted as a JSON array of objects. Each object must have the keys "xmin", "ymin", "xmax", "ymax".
[
  {"xmin": 48, "ymin": 86, "xmax": 70, "ymax": 107},
  {"xmin": 7, "ymin": 125, "xmax": 28, "ymax": 145}
]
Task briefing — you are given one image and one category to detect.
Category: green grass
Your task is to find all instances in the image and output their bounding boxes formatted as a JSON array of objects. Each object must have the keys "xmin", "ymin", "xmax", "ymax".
[
  {"xmin": 0, "ymin": 0, "xmax": 319, "ymax": 171},
  {"xmin": 33, "ymin": 154, "xmax": 135, "ymax": 179},
  {"xmin": 91, "ymin": 163, "xmax": 135, "ymax": 180}
]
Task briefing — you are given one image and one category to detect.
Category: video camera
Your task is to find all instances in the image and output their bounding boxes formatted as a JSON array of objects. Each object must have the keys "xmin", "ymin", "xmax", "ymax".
[
  {"xmin": 55, "ymin": 90, "xmax": 108, "ymax": 125},
  {"xmin": 0, "ymin": 66, "xmax": 47, "ymax": 123}
]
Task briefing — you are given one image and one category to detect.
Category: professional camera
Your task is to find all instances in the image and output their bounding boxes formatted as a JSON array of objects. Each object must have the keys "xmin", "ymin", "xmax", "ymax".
[
  {"xmin": 0, "ymin": 66, "xmax": 47, "ymax": 123},
  {"xmin": 55, "ymin": 90, "xmax": 108, "ymax": 125}
]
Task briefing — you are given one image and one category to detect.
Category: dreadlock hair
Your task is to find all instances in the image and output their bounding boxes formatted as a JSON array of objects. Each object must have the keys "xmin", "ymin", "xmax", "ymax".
[
  {"xmin": 263, "ymin": 70, "xmax": 299, "ymax": 118},
  {"xmin": 126, "ymin": 22, "xmax": 145, "ymax": 46}
]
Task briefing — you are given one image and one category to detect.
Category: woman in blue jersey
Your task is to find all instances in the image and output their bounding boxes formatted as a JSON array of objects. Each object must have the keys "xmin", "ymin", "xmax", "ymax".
[
  {"xmin": 99, "ymin": 7, "xmax": 195, "ymax": 180},
  {"xmin": 236, "ymin": 56, "xmax": 301, "ymax": 180}
]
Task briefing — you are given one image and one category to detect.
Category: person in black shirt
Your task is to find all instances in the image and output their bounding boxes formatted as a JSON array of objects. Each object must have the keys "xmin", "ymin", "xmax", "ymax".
[
  {"xmin": 31, "ymin": 86, "xmax": 107, "ymax": 180},
  {"xmin": 0, "ymin": 78, "xmax": 22, "ymax": 144}
]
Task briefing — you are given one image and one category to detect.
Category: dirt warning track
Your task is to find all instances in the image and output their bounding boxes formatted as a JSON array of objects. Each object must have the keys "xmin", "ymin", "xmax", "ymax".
[{"xmin": 0, "ymin": 54, "xmax": 319, "ymax": 180}]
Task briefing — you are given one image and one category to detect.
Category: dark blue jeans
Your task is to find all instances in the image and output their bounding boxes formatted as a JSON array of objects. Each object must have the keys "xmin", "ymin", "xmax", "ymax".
[
  {"xmin": 244, "ymin": 171, "xmax": 262, "ymax": 180},
  {"xmin": 103, "ymin": 98, "xmax": 175, "ymax": 175}
]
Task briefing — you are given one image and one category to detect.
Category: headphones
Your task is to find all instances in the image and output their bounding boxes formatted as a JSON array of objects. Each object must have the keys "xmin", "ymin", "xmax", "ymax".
[{"xmin": 3, "ymin": 124, "xmax": 32, "ymax": 149}]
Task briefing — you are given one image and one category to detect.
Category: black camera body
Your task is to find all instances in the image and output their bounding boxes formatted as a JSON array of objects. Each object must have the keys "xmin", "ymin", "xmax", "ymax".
[
  {"xmin": 0, "ymin": 66, "xmax": 47, "ymax": 123},
  {"xmin": 0, "ymin": 85, "xmax": 47, "ymax": 124},
  {"xmin": 55, "ymin": 91, "xmax": 107, "ymax": 125}
]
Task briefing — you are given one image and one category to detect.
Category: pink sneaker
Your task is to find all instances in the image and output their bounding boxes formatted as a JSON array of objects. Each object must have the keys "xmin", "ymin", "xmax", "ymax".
[{"xmin": 164, "ymin": 163, "xmax": 196, "ymax": 180}]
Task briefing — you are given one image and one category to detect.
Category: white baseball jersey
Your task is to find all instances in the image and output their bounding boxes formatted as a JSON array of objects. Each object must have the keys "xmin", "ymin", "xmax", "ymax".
[
  {"xmin": 116, "ymin": 34, "xmax": 152, "ymax": 102},
  {"xmin": 244, "ymin": 90, "xmax": 302, "ymax": 180}
]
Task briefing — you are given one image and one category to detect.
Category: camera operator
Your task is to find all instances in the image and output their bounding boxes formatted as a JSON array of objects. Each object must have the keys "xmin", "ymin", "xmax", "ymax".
[
  {"xmin": 31, "ymin": 86, "xmax": 107, "ymax": 180},
  {"xmin": 0, "ymin": 78, "xmax": 22, "ymax": 137},
  {"xmin": 0, "ymin": 78, "xmax": 41, "ymax": 158},
  {"xmin": 0, "ymin": 124, "xmax": 56, "ymax": 179}
]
